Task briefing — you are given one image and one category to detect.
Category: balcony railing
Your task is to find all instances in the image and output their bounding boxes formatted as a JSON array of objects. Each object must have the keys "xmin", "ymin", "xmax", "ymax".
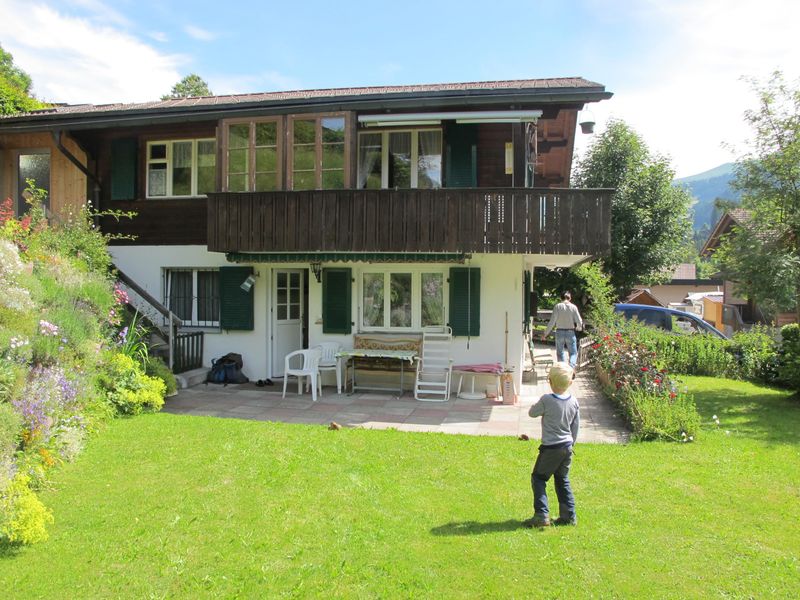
[{"xmin": 207, "ymin": 188, "xmax": 613, "ymax": 256}]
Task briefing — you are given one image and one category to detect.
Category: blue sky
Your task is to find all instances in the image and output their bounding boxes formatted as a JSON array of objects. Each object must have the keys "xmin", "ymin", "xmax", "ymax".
[{"xmin": 2, "ymin": 0, "xmax": 799, "ymax": 177}]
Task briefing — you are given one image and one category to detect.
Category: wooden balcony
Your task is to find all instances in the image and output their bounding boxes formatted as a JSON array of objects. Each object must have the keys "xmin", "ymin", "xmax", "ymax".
[{"xmin": 205, "ymin": 187, "xmax": 612, "ymax": 256}]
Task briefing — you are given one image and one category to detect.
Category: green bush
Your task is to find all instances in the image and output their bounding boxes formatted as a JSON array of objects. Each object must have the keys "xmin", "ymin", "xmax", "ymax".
[
  {"xmin": 730, "ymin": 325, "xmax": 780, "ymax": 383},
  {"xmin": 145, "ymin": 357, "xmax": 178, "ymax": 397},
  {"xmin": 624, "ymin": 387, "xmax": 701, "ymax": 441},
  {"xmin": 97, "ymin": 353, "xmax": 166, "ymax": 415},
  {"xmin": 777, "ymin": 323, "xmax": 800, "ymax": 391},
  {"xmin": 0, "ymin": 474, "xmax": 53, "ymax": 545}
]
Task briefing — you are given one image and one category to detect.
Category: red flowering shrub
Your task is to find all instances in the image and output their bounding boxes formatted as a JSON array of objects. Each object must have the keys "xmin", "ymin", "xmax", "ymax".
[{"xmin": 592, "ymin": 325, "xmax": 700, "ymax": 441}]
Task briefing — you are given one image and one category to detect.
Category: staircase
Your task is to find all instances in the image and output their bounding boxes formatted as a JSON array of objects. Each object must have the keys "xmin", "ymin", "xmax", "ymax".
[{"xmin": 115, "ymin": 268, "xmax": 204, "ymax": 374}]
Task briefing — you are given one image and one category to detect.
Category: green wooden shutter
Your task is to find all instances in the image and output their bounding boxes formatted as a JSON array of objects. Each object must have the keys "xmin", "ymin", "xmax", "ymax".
[
  {"xmin": 322, "ymin": 268, "xmax": 352, "ymax": 334},
  {"xmin": 219, "ymin": 266, "xmax": 254, "ymax": 330},
  {"xmin": 110, "ymin": 138, "xmax": 137, "ymax": 200},
  {"xmin": 448, "ymin": 267, "xmax": 480, "ymax": 337},
  {"xmin": 523, "ymin": 270, "xmax": 532, "ymax": 322},
  {"xmin": 445, "ymin": 124, "xmax": 478, "ymax": 188}
]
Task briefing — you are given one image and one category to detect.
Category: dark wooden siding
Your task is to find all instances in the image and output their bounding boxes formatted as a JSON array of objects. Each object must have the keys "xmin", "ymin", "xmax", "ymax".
[
  {"xmin": 102, "ymin": 198, "xmax": 207, "ymax": 245},
  {"xmin": 207, "ymin": 188, "xmax": 612, "ymax": 256}
]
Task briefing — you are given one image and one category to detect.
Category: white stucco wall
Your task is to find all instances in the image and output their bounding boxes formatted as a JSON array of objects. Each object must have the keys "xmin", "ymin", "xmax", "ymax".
[{"xmin": 111, "ymin": 247, "xmax": 528, "ymax": 389}]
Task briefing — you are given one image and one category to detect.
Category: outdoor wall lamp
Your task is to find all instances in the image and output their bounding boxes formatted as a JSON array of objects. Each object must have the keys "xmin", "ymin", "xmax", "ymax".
[
  {"xmin": 310, "ymin": 262, "xmax": 323, "ymax": 283},
  {"xmin": 240, "ymin": 274, "xmax": 257, "ymax": 292}
]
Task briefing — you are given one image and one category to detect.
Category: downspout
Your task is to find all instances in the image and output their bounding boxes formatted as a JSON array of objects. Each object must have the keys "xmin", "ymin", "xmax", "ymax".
[{"xmin": 50, "ymin": 129, "xmax": 102, "ymax": 217}]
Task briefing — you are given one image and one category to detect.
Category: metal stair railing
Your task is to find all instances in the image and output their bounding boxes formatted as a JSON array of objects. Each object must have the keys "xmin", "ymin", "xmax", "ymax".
[{"xmin": 115, "ymin": 267, "xmax": 182, "ymax": 371}]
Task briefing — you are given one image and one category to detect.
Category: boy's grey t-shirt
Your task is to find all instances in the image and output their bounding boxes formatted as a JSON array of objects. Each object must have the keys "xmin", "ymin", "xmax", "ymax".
[{"xmin": 528, "ymin": 392, "xmax": 580, "ymax": 447}]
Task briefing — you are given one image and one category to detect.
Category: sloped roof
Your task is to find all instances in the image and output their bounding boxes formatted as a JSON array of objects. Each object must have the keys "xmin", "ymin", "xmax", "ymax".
[
  {"xmin": 0, "ymin": 77, "xmax": 612, "ymax": 131},
  {"xmin": 701, "ymin": 208, "xmax": 753, "ymax": 256}
]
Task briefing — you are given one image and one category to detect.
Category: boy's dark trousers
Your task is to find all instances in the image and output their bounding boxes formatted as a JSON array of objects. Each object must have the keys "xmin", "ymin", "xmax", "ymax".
[{"xmin": 531, "ymin": 445, "xmax": 575, "ymax": 520}]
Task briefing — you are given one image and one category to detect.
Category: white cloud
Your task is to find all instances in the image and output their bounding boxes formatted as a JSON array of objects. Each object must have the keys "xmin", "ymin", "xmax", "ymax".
[
  {"xmin": 0, "ymin": 0, "xmax": 185, "ymax": 104},
  {"xmin": 575, "ymin": 0, "xmax": 800, "ymax": 177},
  {"xmin": 184, "ymin": 24, "xmax": 218, "ymax": 42},
  {"xmin": 149, "ymin": 31, "xmax": 169, "ymax": 43}
]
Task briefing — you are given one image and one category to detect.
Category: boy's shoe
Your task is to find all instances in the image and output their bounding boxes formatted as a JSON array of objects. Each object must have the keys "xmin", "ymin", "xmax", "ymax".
[
  {"xmin": 523, "ymin": 515, "xmax": 550, "ymax": 528},
  {"xmin": 552, "ymin": 517, "xmax": 577, "ymax": 526}
]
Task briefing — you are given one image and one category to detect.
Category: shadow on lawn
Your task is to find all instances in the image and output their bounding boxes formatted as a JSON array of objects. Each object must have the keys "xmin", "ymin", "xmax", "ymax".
[
  {"xmin": 430, "ymin": 519, "xmax": 529, "ymax": 536},
  {"xmin": 691, "ymin": 381, "xmax": 799, "ymax": 445}
]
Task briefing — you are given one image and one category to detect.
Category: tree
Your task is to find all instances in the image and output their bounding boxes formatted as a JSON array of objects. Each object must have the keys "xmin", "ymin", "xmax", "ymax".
[
  {"xmin": 0, "ymin": 44, "xmax": 45, "ymax": 115},
  {"xmin": 714, "ymin": 71, "xmax": 800, "ymax": 317},
  {"xmin": 161, "ymin": 74, "xmax": 212, "ymax": 100},
  {"xmin": 573, "ymin": 119, "xmax": 693, "ymax": 298}
]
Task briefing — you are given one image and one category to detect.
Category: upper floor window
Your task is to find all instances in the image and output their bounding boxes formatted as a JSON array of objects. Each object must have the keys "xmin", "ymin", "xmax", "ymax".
[
  {"xmin": 289, "ymin": 115, "xmax": 347, "ymax": 190},
  {"xmin": 357, "ymin": 129, "xmax": 442, "ymax": 189},
  {"xmin": 224, "ymin": 118, "xmax": 282, "ymax": 192},
  {"xmin": 146, "ymin": 139, "xmax": 216, "ymax": 198}
]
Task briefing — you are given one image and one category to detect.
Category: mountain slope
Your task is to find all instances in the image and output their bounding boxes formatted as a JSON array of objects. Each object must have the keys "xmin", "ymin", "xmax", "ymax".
[{"xmin": 675, "ymin": 162, "xmax": 739, "ymax": 232}]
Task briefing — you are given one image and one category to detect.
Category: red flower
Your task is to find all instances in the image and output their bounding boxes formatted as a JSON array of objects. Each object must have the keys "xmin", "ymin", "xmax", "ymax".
[
  {"xmin": 615, "ymin": 382, "xmax": 622, "ymax": 389},
  {"xmin": 641, "ymin": 367, "xmax": 649, "ymax": 372},
  {"xmin": 591, "ymin": 343, "xmax": 601, "ymax": 350},
  {"xmin": 669, "ymin": 392, "xmax": 677, "ymax": 399},
  {"xmin": 654, "ymin": 378, "xmax": 661, "ymax": 384},
  {"xmin": 603, "ymin": 335, "xmax": 610, "ymax": 341}
]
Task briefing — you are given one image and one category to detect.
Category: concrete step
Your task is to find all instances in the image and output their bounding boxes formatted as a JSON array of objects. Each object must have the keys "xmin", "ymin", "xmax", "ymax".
[{"xmin": 174, "ymin": 367, "xmax": 208, "ymax": 389}]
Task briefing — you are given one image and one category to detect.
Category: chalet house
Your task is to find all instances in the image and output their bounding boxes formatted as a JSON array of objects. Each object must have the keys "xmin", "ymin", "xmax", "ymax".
[{"xmin": 0, "ymin": 78, "xmax": 613, "ymax": 390}]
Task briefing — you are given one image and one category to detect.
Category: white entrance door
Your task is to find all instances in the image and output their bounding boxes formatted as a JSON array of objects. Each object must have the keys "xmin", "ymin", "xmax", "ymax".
[{"xmin": 272, "ymin": 269, "xmax": 304, "ymax": 376}]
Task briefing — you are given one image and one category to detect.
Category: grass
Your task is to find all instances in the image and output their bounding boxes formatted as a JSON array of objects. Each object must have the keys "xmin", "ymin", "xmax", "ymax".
[{"xmin": 2, "ymin": 376, "xmax": 799, "ymax": 598}]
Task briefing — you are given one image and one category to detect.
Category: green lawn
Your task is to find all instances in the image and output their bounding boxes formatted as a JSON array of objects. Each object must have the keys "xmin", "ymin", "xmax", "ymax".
[{"xmin": 2, "ymin": 376, "xmax": 799, "ymax": 598}]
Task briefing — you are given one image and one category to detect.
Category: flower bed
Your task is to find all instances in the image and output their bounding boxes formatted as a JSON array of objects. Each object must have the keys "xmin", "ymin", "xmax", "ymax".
[{"xmin": 592, "ymin": 329, "xmax": 700, "ymax": 441}]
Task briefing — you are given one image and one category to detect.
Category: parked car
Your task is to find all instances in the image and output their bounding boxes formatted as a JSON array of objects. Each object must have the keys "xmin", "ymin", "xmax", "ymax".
[{"xmin": 613, "ymin": 304, "xmax": 729, "ymax": 339}]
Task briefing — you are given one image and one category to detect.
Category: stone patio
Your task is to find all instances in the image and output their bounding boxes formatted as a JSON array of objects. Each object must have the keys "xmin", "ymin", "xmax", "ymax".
[{"xmin": 164, "ymin": 347, "xmax": 629, "ymax": 443}]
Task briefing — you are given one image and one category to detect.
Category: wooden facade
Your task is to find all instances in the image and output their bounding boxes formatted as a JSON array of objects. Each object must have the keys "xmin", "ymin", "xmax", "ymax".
[
  {"xmin": 205, "ymin": 188, "xmax": 612, "ymax": 256},
  {"xmin": 0, "ymin": 131, "xmax": 87, "ymax": 217}
]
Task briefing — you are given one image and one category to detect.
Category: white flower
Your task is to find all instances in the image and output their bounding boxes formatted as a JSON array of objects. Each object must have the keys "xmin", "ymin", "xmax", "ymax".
[
  {"xmin": 712, "ymin": 415, "xmax": 717, "ymax": 420},
  {"xmin": 688, "ymin": 436, "xmax": 694, "ymax": 441}
]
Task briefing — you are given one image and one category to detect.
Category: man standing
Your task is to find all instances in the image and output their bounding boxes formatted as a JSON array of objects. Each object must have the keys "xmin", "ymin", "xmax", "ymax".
[{"xmin": 541, "ymin": 291, "xmax": 583, "ymax": 369}]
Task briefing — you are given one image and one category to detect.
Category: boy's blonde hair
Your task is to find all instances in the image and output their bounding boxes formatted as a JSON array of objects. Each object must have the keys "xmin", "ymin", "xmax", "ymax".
[{"xmin": 548, "ymin": 363, "xmax": 574, "ymax": 394}]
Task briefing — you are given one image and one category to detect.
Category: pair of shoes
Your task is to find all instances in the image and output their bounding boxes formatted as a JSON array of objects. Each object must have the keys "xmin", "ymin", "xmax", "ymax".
[
  {"xmin": 256, "ymin": 379, "xmax": 266, "ymax": 387},
  {"xmin": 523, "ymin": 515, "xmax": 550, "ymax": 528},
  {"xmin": 552, "ymin": 517, "xmax": 577, "ymax": 526}
]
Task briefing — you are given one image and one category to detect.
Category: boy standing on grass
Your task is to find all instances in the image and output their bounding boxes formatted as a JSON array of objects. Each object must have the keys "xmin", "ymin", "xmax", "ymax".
[{"xmin": 525, "ymin": 363, "xmax": 579, "ymax": 528}]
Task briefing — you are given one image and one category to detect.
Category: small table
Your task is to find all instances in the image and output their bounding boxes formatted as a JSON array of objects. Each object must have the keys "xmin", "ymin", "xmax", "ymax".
[
  {"xmin": 335, "ymin": 349, "xmax": 418, "ymax": 394},
  {"xmin": 452, "ymin": 363, "xmax": 504, "ymax": 400}
]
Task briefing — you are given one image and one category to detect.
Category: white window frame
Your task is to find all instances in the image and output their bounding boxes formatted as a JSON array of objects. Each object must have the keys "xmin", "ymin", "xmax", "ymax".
[
  {"xmin": 358, "ymin": 267, "xmax": 447, "ymax": 331},
  {"xmin": 146, "ymin": 138, "xmax": 216, "ymax": 198},
  {"xmin": 163, "ymin": 268, "xmax": 220, "ymax": 328},
  {"xmin": 357, "ymin": 128, "xmax": 442, "ymax": 189}
]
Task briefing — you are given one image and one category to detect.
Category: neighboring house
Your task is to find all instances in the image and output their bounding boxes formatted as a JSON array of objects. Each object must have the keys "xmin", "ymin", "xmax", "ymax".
[
  {"xmin": 625, "ymin": 289, "xmax": 664, "ymax": 307},
  {"xmin": 0, "ymin": 77, "xmax": 613, "ymax": 389},
  {"xmin": 700, "ymin": 209, "xmax": 766, "ymax": 324},
  {"xmin": 645, "ymin": 263, "xmax": 722, "ymax": 307}
]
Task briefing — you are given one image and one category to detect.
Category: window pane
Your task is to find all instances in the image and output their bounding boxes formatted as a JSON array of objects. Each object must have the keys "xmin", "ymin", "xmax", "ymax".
[
  {"xmin": 418, "ymin": 131, "xmax": 442, "ymax": 189},
  {"xmin": 290, "ymin": 272, "xmax": 300, "ymax": 287},
  {"xmin": 228, "ymin": 148, "xmax": 248, "ymax": 175},
  {"xmin": 293, "ymin": 171, "xmax": 315, "ymax": 190},
  {"xmin": 322, "ymin": 143, "xmax": 344, "ymax": 170},
  {"xmin": 228, "ymin": 173, "xmax": 247, "ymax": 192},
  {"xmin": 321, "ymin": 118, "xmax": 345, "ymax": 143},
  {"xmin": 388, "ymin": 132, "xmax": 411, "ymax": 188},
  {"xmin": 197, "ymin": 165, "xmax": 215, "ymax": 195},
  {"xmin": 293, "ymin": 145, "xmax": 316, "ymax": 170},
  {"xmin": 167, "ymin": 270, "xmax": 192, "ymax": 321},
  {"xmin": 358, "ymin": 133, "xmax": 382, "ymax": 189},
  {"xmin": 293, "ymin": 120, "xmax": 316, "ymax": 144},
  {"xmin": 277, "ymin": 288, "xmax": 287, "ymax": 304},
  {"xmin": 255, "ymin": 173, "xmax": 277, "ymax": 191},
  {"xmin": 18, "ymin": 153, "xmax": 50, "ymax": 211},
  {"xmin": 390, "ymin": 273, "xmax": 412, "ymax": 327},
  {"xmin": 277, "ymin": 306, "xmax": 287, "ymax": 320},
  {"xmin": 322, "ymin": 170, "xmax": 344, "ymax": 189},
  {"xmin": 197, "ymin": 140, "xmax": 216, "ymax": 194},
  {"xmin": 362, "ymin": 273, "xmax": 384, "ymax": 327},
  {"xmin": 171, "ymin": 141, "xmax": 192, "ymax": 196},
  {"xmin": 290, "ymin": 305, "xmax": 300, "ymax": 320},
  {"xmin": 197, "ymin": 271, "xmax": 220, "ymax": 322},
  {"xmin": 255, "ymin": 122, "xmax": 277, "ymax": 146},
  {"xmin": 421, "ymin": 273, "xmax": 444, "ymax": 326},
  {"xmin": 277, "ymin": 272, "xmax": 287, "ymax": 287},
  {"xmin": 229, "ymin": 124, "xmax": 249, "ymax": 149},
  {"xmin": 290, "ymin": 288, "xmax": 300, "ymax": 304},
  {"xmin": 256, "ymin": 147, "xmax": 278, "ymax": 172},
  {"xmin": 148, "ymin": 163, "xmax": 167, "ymax": 196},
  {"xmin": 149, "ymin": 144, "xmax": 167, "ymax": 160}
]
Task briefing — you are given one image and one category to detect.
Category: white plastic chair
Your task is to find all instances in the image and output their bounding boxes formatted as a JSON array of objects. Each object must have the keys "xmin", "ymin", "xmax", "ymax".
[
  {"xmin": 282, "ymin": 348, "xmax": 322, "ymax": 402},
  {"xmin": 414, "ymin": 326, "xmax": 453, "ymax": 402},
  {"xmin": 314, "ymin": 341, "xmax": 342, "ymax": 393}
]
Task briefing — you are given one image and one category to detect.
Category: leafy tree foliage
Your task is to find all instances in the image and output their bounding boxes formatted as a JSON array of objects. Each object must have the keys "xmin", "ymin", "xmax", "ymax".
[
  {"xmin": 573, "ymin": 120, "xmax": 693, "ymax": 298},
  {"xmin": 0, "ymin": 44, "xmax": 45, "ymax": 115},
  {"xmin": 161, "ymin": 74, "xmax": 212, "ymax": 100},
  {"xmin": 714, "ymin": 72, "xmax": 800, "ymax": 317}
]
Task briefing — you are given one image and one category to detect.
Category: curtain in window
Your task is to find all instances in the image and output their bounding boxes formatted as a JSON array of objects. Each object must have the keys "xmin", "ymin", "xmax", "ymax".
[
  {"xmin": 417, "ymin": 131, "xmax": 442, "ymax": 189},
  {"xmin": 388, "ymin": 132, "xmax": 411, "ymax": 188},
  {"xmin": 197, "ymin": 271, "xmax": 220, "ymax": 323},
  {"xmin": 167, "ymin": 270, "xmax": 193, "ymax": 321},
  {"xmin": 358, "ymin": 133, "xmax": 382, "ymax": 189}
]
